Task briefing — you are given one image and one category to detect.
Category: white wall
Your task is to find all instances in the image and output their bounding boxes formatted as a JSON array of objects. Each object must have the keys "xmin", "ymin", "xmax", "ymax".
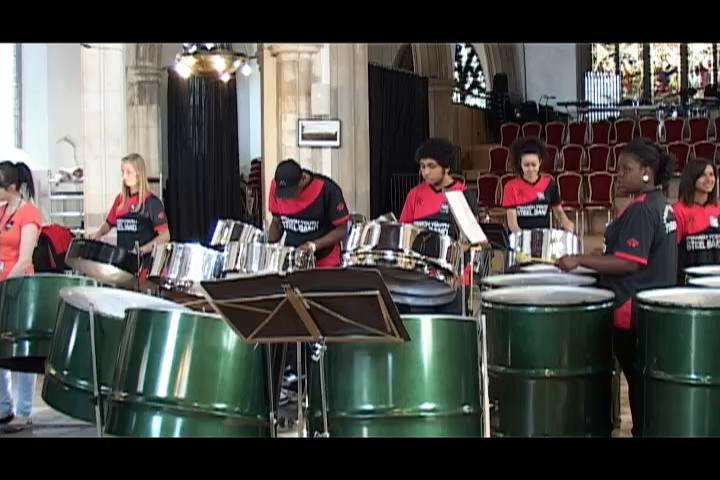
[
  {"xmin": 21, "ymin": 43, "xmax": 82, "ymax": 173},
  {"xmin": 521, "ymin": 43, "xmax": 578, "ymax": 106}
]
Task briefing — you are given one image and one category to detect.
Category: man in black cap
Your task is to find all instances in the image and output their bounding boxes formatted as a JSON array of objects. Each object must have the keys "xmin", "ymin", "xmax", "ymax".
[{"xmin": 267, "ymin": 159, "xmax": 350, "ymax": 268}]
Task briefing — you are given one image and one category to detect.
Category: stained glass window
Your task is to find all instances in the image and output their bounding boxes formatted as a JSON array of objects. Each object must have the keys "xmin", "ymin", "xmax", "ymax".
[
  {"xmin": 688, "ymin": 44, "xmax": 714, "ymax": 94},
  {"xmin": 592, "ymin": 43, "xmax": 616, "ymax": 72},
  {"xmin": 619, "ymin": 43, "xmax": 644, "ymax": 99},
  {"xmin": 452, "ymin": 43, "xmax": 488, "ymax": 110},
  {"xmin": 650, "ymin": 43, "xmax": 681, "ymax": 101}
]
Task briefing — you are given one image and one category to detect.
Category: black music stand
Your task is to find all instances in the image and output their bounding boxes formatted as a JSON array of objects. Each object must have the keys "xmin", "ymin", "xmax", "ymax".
[{"xmin": 200, "ymin": 267, "xmax": 408, "ymax": 438}]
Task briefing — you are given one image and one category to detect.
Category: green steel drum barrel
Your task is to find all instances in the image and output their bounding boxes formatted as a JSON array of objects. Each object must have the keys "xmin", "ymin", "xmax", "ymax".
[
  {"xmin": 42, "ymin": 287, "xmax": 191, "ymax": 423},
  {"xmin": 636, "ymin": 288, "xmax": 720, "ymax": 437},
  {"xmin": 482, "ymin": 286, "xmax": 615, "ymax": 437},
  {"xmin": 688, "ymin": 276, "xmax": 720, "ymax": 288},
  {"xmin": 308, "ymin": 315, "xmax": 481, "ymax": 437},
  {"xmin": 0, "ymin": 274, "xmax": 96, "ymax": 373},
  {"xmin": 481, "ymin": 272, "xmax": 596, "ymax": 290},
  {"xmin": 684, "ymin": 265, "xmax": 720, "ymax": 284},
  {"xmin": 104, "ymin": 308, "xmax": 270, "ymax": 437}
]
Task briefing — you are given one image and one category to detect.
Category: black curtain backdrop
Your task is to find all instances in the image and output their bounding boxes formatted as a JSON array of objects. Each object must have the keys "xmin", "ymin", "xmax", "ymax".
[
  {"xmin": 165, "ymin": 69, "xmax": 244, "ymax": 243},
  {"xmin": 368, "ymin": 64, "xmax": 429, "ymax": 218}
]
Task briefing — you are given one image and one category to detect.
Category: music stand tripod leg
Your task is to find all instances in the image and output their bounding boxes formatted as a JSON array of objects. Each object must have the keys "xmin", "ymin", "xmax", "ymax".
[
  {"xmin": 88, "ymin": 303, "xmax": 104, "ymax": 438},
  {"xmin": 479, "ymin": 311, "xmax": 491, "ymax": 438},
  {"xmin": 312, "ymin": 340, "xmax": 330, "ymax": 438},
  {"xmin": 264, "ymin": 346, "xmax": 276, "ymax": 438},
  {"xmin": 296, "ymin": 342, "xmax": 304, "ymax": 438}
]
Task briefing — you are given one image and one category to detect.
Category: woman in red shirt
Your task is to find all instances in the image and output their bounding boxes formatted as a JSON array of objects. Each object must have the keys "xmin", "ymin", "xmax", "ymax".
[
  {"xmin": 672, "ymin": 157, "xmax": 720, "ymax": 284},
  {"xmin": 0, "ymin": 162, "xmax": 43, "ymax": 433}
]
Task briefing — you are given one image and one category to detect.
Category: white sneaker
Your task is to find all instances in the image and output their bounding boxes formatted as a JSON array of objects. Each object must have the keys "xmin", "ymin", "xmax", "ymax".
[{"xmin": 2, "ymin": 416, "xmax": 32, "ymax": 434}]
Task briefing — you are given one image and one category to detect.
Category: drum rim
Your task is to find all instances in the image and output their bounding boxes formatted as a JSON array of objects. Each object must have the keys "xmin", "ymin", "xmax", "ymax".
[
  {"xmin": 400, "ymin": 314, "xmax": 479, "ymax": 323},
  {"xmin": 124, "ymin": 306, "xmax": 222, "ymax": 319},
  {"xmin": 0, "ymin": 273, "xmax": 91, "ymax": 281},
  {"xmin": 482, "ymin": 272, "xmax": 596, "ymax": 287},
  {"xmin": 519, "ymin": 264, "xmax": 597, "ymax": 275},
  {"xmin": 481, "ymin": 285, "xmax": 615, "ymax": 306},
  {"xmin": 684, "ymin": 265, "xmax": 720, "ymax": 275},
  {"xmin": 688, "ymin": 276, "xmax": 720, "ymax": 288},
  {"xmin": 59, "ymin": 286, "xmax": 190, "ymax": 318},
  {"xmin": 637, "ymin": 287, "xmax": 720, "ymax": 308}
]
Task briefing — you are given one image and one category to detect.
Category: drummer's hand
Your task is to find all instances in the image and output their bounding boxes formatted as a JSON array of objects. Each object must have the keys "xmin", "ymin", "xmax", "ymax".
[
  {"xmin": 297, "ymin": 242, "xmax": 316, "ymax": 253},
  {"xmin": 561, "ymin": 220, "xmax": 576, "ymax": 233},
  {"xmin": 557, "ymin": 255, "xmax": 580, "ymax": 272},
  {"xmin": 85, "ymin": 231, "xmax": 99, "ymax": 240}
]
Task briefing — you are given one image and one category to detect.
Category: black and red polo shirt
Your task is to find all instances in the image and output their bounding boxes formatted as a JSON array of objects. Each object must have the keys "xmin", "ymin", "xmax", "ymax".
[
  {"xmin": 268, "ymin": 172, "xmax": 349, "ymax": 268},
  {"xmin": 599, "ymin": 190, "xmax": 677, "ymax": 330},
  {"xmin": 106, "ymin": 192, "xmax": 168, "ymax": 251},
  {"xmin": 673, "ymin": 201, "xmax": 720, "ymax": 283},
  {"xmin": 501, "ymin": 175, "xmax": 561, "ymax": 230}
]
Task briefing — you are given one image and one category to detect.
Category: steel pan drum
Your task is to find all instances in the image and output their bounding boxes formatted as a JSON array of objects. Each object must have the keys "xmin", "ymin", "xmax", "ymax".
[
  {"xmin": 209, "ymin": 219, "xmax": 265, "ymax": 248},
  {"xmin": 42, "ymin": 287, "xmax": 190, "ymax": 423},
  {"xmin": 636, "ymin": 288, "xmax": 720, "ymax": 436},
  {"xmin": 482, "ymin": 286, "xmax": 615, "ymax": 437},
  {"xmin": 519, "ymin": 264, "xmax": 597, "ymax": 275},
  {"xmin": 65, "ymin": 239, "xmax": 139, "ymax": 287},
  {"xmin": 104, "ymin": 308, "xmax": 270, "ymax": 437},
  {"xmin": 684, "ymin": 265, "xmax": 720, "ymax": 284},
  {"xmin": 688, "ymin": 276, "xmax": 720, "ymax": 288},
  {"xmin": 307, "ymin": 315, "xmax": 481, "ymax": 437},
  {"xmin": 223, "ymin": 242, "xmax": 314, "ymax": 276},
  {"xmin": 148, "ymin": 242, "xmax": 224, "ymax": 295},
  {"xmin": 482, "ymin": 272, "xmax": 596, "ymax": 290},
  {"xmin": 0, "ymin": 274, "xmax": 96, "ymax": 373},
  {"xmin": 507, "ymin": 229, "xmax": 580, "ymax": 269}
]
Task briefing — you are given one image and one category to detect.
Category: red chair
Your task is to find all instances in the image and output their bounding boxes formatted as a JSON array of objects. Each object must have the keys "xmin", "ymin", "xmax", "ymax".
[
  {"xmin": 477, "ymin": 174, "xmax": 500, "ymax": 210},
  {"xmin": 557, "ymin": 172, "xmax": 585, "ymax": 244},
  {"xmin": 489, "ymin": 145, "xmax": 510, "ymax": 174},
  {"xmin": 560, "ymin": 144, "xmax": 585, "ymax": 172},
  {"xmin": 451, "ymin": 173, "xmax": 467, "ymax": 186},
  {"xmin": 584, "ymin": 172, "xmax": 615, "ymax": 233},
  {"xmin": 500, "ymin": 123, "xmax": 521, "ymax": 147},
  {"xmin": 587, "ymin": 144, "xmax": 611, "ymax": 172},
  {"xmin": 611, "ymin": 143, "xmax": 627, "ymax": 171},
  {"xmin": 667, "ymin": 142, "xmax": 691, "ymax": 175},
  {"xmin": 545, "ymin": 122, "xmax": 566, "ymax": 149},
  {"xmin": 542, "ymin": 145, "xmax": 559, "ymax": 173},
  {"xmin": 693, "ymin": 141, "xmax": 718, "ymax": 162},
  {"xmin": 567, "ymin": 122, "xmax": 587, "ymax": 145},
  {"xmin": 613, "ymin": 119, "xmax": 635, "ymax": 144},
  {"xmin": 689, "ymin": 118, "xmax": 711, "ymax": 144},
  {"xmin": 662, "ymin": 118, "xmax": 686, "ymax": 144},
  {"xmin": 638, "ymin": 117, "xmax": 660, "ymax": 142},
  {"xmin": 590, "ymin": 120, "xmax": 612, "ymax": 145},
  {"xmin": 499, "ymin": 173, "xmax": 516, "ymax": 201},
  {"xmin": 522, "ymin": 122, "xmax": 543, "ymax": 138}
]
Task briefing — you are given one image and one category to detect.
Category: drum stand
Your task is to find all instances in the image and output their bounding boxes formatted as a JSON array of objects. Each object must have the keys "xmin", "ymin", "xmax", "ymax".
[
  {"xmin": 469, "ymin": 246, "xmax": 492, "ymax": 438},
  {"xmin": 87, "ymin": 303, "xmax": 104, "ymax": 438},
  {"xmin": 199, "ymin": 268, "xmax": 408, "ymax": 439}
]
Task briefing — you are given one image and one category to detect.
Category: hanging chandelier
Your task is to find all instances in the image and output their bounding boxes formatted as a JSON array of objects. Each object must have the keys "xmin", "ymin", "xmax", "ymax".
[{"xmin": 174, "ymin": 43, "xmax": 254, "ymax": 83}]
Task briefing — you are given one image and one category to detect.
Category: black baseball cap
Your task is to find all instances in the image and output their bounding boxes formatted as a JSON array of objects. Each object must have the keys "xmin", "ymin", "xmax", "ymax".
[{"xmin": 274, "ymin": 159, "xmax": 303, "ymax": 198}]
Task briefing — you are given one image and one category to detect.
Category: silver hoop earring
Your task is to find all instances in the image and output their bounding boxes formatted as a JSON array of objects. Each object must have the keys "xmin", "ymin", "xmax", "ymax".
[{"xmin": 642, "ymin": 174, "xmax": 650, "ymax": 183}]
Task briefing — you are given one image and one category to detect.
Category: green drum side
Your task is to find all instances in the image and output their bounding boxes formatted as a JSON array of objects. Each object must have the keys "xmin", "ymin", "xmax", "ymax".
[
  {"xmin": 104, "ymin": 309, "xmax": 270, "ymax": 437},
  {"xmin": 484, "ymin": 302, "xmax": 614, "ymax": 437},
  {"xmin": 0, "ymin": 275, "xmax": 96, "ymax": 373},
  {"xmin": 42, "ymin": 302, "xmax": 124, "ymax": 423},
  {"xmin": 636, "ymin": 301, "xmax": 720, "ymax": 437},
  {"xmin": 308, "ymin": 315, "xmax": 481, "ymax": 437}
]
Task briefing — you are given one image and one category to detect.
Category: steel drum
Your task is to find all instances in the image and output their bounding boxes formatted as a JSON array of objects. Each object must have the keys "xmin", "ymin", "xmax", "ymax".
[
  {"xmin": 684, "ymin": 265, "xmax": 720, "ymax": 284},
  {"xmin": 65, "ymin": 238, "xmax": 139, "ymax": 287},
  {"xmin": 636, "ymin": 288, "xmax": 720, "ymax": 437},
  {"xmin": 42, "ymin": 287, "xmax": 190, "ymax": 423},
  {"xmin": 482, "ymin": 286, "xmax": 615, "ymax": 437},
  {"xmin": 481, "ymin": 272, "xmax": 596, "ymax": 290},
  {"xmin": 223, "ymin": 242, "xmax": 314, "ymax": 276},
  {"xmin": 0, "ymin": 274, "xmax": 96, "ymax": 373},
  {"xmin": 104, "ymin": 308, "xmax": 270, "ymax": 437},
  {"xmin": 688, "ymin": 276, "xmax": 720, "ymax": 288},
  {"xmin": 519, "ymin": 263, "xmax": 597, "ymax": 275},
  {"xmin": 507, "ymin": 229, "xmax": 580, "ymax": 270},
  {"xmin": 307, "ymin": 315, "xmax": 481, "ymax": 437},
  {"xmin": 209, "ymin": 219, "xmax": 265, "ymax": 248},
  {"xmin": 148, "ymin": 242, "xmax": 224, "ymax": 295},
  {"xmin": 344, "ymin": 221, "xmax": 462, "ymax": 305}
]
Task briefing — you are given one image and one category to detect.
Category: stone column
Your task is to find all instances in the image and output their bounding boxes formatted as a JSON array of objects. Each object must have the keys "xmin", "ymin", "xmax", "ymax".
[
  {"xmin": 81, "ymin": 43, "xmax": 126, "ymax": 234},
  {"xmin": 126, "ymin": 43, "xmax": 162, "ymax": 197},
  {"xmin": 261, "ymin": 44, "xmax": 322, "ymax": 221}
]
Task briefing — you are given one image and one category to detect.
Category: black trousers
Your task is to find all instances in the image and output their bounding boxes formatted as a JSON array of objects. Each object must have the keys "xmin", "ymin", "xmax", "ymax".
[{"xmin": 613, "ymin": 327, "xmax": 642, "ymax": 437}]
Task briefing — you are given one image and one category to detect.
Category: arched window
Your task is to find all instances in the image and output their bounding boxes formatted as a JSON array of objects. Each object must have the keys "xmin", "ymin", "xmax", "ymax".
[
  {"xmin": 0, "ymin": 43, "xmax": 20, "ymax": 147},
  {"xmin": 452, "ymin": 43, "xmax": 488, "ymax": 110}
]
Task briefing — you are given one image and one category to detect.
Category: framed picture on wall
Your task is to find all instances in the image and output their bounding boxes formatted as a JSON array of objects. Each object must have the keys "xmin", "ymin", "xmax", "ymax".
[{"xmin": 297, "ymin": 119, "xmax": 341, "ymax": 148}]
